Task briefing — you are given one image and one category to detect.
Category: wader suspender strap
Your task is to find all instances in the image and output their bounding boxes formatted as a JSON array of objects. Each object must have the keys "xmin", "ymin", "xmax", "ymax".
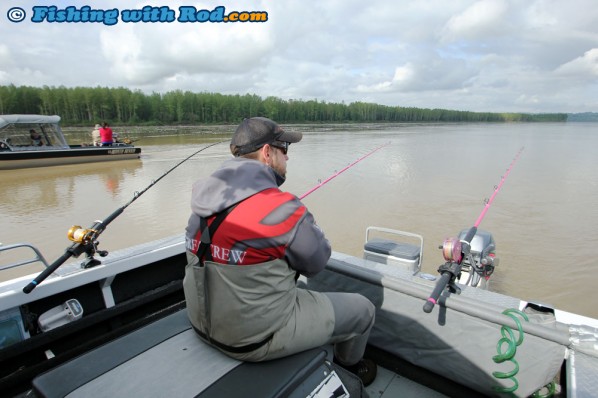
[
  {"xmin": 194, "ymin": 202, "xmax": 275, "ymax": 353},
  {"xmin": 195, "ymin": 203, "xmax": 238, "ymax": 265}
]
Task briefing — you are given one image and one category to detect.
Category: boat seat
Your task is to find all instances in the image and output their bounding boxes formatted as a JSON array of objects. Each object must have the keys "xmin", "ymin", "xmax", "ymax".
[
  {"xmin": 364, "ymin": 238, "xmax": 421, "ymax": 272},
  {"xmin": 33, "ymin": 309, "xmax": 362, "ymax": 398}
]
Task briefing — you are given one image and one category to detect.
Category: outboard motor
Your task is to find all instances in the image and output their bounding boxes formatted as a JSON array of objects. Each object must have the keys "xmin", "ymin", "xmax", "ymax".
[{"xmin": 443, "ymin": 229, "xmax": 498, "ymax": 289}]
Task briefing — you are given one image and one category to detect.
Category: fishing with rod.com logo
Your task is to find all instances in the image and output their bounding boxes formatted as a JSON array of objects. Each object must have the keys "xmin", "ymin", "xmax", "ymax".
[{"xmin": 6, "ymin": 4, "xmax": 268, "ymax": 25}]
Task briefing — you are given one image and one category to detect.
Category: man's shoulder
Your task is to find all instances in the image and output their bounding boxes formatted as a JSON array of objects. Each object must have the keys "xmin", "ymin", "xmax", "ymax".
[
  {"xmin": 238, "ymin": 189, "xmax": 305, "ymax": 219},
  {"xmin": 256, "ymin": 188, "xmax": 301, "ymax": 204}
]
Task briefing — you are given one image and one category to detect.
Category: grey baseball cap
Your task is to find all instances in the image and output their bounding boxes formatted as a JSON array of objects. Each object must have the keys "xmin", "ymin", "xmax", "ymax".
[{"xmin": 230, "ymin": 117, "xmax": 302, "ymax": 156}]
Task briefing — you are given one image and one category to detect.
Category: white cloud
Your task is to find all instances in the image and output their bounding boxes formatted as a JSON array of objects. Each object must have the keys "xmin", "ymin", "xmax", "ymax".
[
  {"xmin": 100, "ymin": 16, "xmax": 274, "ymax": 86},
  {"xmin": 555, "ymin": 48, "xmax": 598, "ymax": 78},
  {"xmin": 442, "ymin": 0, "xmax": 509, "ymax": 42},
  {"xmin": 356, "ymin": 55, "xmax": 475, "ymax": 94}
]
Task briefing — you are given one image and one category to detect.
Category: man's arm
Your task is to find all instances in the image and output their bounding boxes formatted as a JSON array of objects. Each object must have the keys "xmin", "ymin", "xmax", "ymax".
[{"xmin": 285, "ymin": 210, "xmax": 331, "ymax": 277}]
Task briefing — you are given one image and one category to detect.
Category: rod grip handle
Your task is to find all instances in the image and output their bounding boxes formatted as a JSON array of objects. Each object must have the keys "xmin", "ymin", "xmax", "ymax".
[
  {"xmin": 23, "ymin": 251, "xmax": 74, "ymax": 293},
  {"xmin": 423, "ymin": 299, "xmax": 435, "ymax": 313},
  {"xmin": 422, "ymin": 272, "xmax": 451, "ymax": 313}
]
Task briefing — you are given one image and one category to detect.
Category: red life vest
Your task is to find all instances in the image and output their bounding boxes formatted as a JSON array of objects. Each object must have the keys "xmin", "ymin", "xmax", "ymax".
[{"xmin": 192, "ymin": 188, "xmax": 306, "ymax": 265}]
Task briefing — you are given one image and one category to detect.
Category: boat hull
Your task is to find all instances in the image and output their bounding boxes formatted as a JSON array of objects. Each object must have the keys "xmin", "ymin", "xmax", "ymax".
[{"xmin": 0, "ymin": 146, "xmax": 141, "ymax": 170}]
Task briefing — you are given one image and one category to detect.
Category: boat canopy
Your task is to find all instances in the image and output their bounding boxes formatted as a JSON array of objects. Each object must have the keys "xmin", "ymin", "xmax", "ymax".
[
  {"xmin": 0, "ymin": 114, "xmax": 68, "ymax": 149},
  {"xmin": 0, "ymin": 115, "xmax": 61, "ymax": 129}
]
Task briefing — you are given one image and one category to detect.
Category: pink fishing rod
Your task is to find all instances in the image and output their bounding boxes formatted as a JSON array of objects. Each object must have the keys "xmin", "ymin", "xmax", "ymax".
[
  {"xmin": 423, "ymin": 147, "xmax": 524, "ymax": 313},
  {"xmin": 299, "ymin": 142, "xmax": 390, "ymax": 200},
  {"xmin": 473, "ymin": 146, "xmax": 524, "ymax": 228}
]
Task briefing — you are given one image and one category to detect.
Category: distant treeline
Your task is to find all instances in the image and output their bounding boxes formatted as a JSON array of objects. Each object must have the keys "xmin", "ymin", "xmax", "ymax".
[
  {"xmin": 0, "ymin": 84, "xmax": 567, "ymax": 126},
  {"xmin": 567, "ymin": 112, "xmax": 598, "ymax": 122}
]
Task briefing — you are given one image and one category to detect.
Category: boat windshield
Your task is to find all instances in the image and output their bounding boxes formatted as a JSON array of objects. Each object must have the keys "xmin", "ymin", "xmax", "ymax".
[{"xmin": 0, "ymin": 121, "xmax": 69, "ymax": 150}]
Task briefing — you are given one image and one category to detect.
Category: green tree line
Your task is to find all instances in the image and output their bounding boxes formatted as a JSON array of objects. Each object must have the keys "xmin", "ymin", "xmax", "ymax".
[{"xmin": 0, "ymin": 84, "xmax": 567, "ymax": 126}]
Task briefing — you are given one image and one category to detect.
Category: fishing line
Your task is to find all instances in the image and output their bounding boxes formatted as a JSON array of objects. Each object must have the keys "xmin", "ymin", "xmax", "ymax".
[
  {"xmin": 298, "ymin": 142, "xmax": 390, "ymax": 200},
  {"xmin": 23, "ymin": 140, "xmax": 227, "ymax": 293},
  {"xmin": 122, "ymin": 140, "xmax": 228, "ymax": 207}
]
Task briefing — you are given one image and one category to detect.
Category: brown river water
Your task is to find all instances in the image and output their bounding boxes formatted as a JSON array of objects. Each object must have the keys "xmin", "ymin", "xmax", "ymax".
[{"xmin": 1, "ymin": 122, "xmax": 597, "ymax": 319}]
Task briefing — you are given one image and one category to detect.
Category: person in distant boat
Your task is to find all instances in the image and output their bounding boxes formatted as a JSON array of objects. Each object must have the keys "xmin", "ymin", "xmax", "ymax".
[
  {"xmin": 99, "ymin": 122, "xmax": 113, "ymax": 146},
  {"xmin": 183, "ymin": 117, "xmax": 377, "ymax": 387},
  {"xmin": 91, "ymin": 124, "xmax": 101, "ymax": 146},
  {"xmin": 30, "ymin": 129, "xmax": 43, "ymax": 146}
]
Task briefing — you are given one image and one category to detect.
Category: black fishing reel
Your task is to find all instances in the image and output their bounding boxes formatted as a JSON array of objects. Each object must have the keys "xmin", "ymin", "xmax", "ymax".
[{"xmin": 67, "ymin": 225, "xmax": 109, "ymax": 268}]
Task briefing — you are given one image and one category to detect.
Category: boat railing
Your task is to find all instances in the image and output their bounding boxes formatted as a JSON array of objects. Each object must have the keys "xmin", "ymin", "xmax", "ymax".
[
  {"xmin": 109, "ymin": 142, "xmax": 137, "ymax": 148},
  {"xmin": 6, "ymin": 144, "xmax": 69, "ymax": 151},
  {"xmin": 0, "ymin": 243, "xmax": 51, "ymax": 271}
]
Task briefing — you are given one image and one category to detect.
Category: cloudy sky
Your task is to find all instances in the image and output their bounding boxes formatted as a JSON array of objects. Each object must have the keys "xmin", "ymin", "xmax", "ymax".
[{"xmin": 1, "ymin": 0, "xmax": 597, "ymax": 113}]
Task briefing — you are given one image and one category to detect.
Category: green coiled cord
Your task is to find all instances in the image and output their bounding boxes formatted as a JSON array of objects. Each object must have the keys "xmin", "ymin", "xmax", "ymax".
[
  {"xmin": 532, "ymin": 380, "xmax": 557, "ymax": 398},
  {"xmin": 491, "ymin": 308, "xmax": 556, "ymax": 397},
  {"xmin": 492, "ymin": 308, "xmax": 529, "ymax": 394}
]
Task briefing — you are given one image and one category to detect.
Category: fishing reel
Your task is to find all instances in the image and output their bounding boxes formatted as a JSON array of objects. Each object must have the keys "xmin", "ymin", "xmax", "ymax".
[
  {"xmin": 67, "ymin": 225, "xmax": 108, "ymax": 268},
  {"xmin": 440, "ymin": 229, "xmax": 499, "ymax": 288},
  {"xmin": 67, "ymin": 225, "xmax": 97, "ymax": 244}
]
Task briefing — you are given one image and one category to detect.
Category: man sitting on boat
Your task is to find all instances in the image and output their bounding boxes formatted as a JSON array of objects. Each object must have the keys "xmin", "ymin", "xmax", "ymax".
[
  {"xmin": 91, "ymin": 124, "xmax": 101, "ymax": 146},
  {"xmin": 29, "ymin": 129, "xmax": 43, "ymax": 146},
  {"xmin": 183, "ymin": 117, "xmax": 378, "ymax": 386},
  {"xmin": 99, "ymin": 122, "xmax": 113, "ymax": 146}
]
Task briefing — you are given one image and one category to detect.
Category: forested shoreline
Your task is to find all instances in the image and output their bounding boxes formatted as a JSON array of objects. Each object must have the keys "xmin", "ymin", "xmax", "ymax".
[{"xmin": 0, "ymin": 84, "xmax": 567, "ymax": 126}]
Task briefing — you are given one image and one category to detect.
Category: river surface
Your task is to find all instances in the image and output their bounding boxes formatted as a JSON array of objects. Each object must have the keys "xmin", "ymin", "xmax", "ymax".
[{"xmin": 1, "ymin": 122, "xmax": 597, "ymax": 319}]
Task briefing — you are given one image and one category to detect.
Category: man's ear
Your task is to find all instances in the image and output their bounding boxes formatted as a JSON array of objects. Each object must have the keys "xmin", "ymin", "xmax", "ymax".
[{"xmin": 259, "ymin": 144, "xmax": 272, "ymax": 164}]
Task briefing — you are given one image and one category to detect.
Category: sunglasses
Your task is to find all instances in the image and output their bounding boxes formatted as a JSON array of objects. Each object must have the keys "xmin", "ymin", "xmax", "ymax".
[{"xmin": 270, "ymin": 141, "xmax": 289, "ymax": 155}]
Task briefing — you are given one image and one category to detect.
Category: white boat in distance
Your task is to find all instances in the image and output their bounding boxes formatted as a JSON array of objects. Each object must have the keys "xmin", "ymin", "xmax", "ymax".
[{"xmin": 0, "ymin": 115, "xmax": 141, "ymax": 170}]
